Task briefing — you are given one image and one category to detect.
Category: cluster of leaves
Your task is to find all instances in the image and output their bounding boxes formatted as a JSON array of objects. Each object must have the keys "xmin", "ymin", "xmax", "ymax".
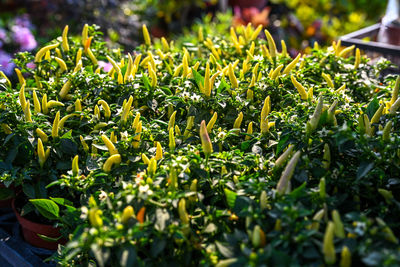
[{"xmin": 0, "ymin": 20, "xmax": 400, "ymax": 267}]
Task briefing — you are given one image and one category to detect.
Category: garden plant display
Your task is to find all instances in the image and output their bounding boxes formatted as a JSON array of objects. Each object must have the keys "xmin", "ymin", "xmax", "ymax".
[{"xmin": 0, "ymin": 21, "xmax": 400, "ymax": 266}]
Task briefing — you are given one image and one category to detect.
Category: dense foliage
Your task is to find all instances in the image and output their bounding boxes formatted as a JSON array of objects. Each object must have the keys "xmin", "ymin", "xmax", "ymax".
[{"xmin": 0, "ymin": 22, "xmax": 400, "ymax": 266}]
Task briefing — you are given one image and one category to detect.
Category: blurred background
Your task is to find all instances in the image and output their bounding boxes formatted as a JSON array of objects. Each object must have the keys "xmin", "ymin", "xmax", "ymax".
[{"xmin": 0, "ymin": 0, "xmax": 390, "ymax": 76}]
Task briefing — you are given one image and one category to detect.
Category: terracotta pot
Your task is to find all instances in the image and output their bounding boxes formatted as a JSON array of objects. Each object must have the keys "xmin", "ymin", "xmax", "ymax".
[{"xmin": 12, "ymin": 198, "xmax": 66, "ymax": 250}]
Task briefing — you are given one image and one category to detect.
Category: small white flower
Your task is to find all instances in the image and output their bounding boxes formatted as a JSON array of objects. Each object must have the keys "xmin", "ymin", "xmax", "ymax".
[
  {"xmin": 182, "ymin": 91, "xmax": 190, "ymax": 100},
  {"xmin": 98, "ymin": 190, "xmax": 107, "ymax": 201},
  {"xmin": 139, "ymin": 184, "xmax": 150, "ymax": 193},
  {"xmin": 217, "ymin": 131, "xmax": 226, "ymax": 139},
  {"xmin": 191, "ymin": 93, "xmax": 201, "ymax": 102},
  {"xmin": 80, "ymin": 206, "xmax": 88, "ymax": 219}
]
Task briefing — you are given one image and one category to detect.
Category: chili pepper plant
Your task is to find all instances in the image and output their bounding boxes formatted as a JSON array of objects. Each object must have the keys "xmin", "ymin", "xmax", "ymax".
[{"xmin": 0, "ymin": 21, "xmax": 399, "ymax": 266}]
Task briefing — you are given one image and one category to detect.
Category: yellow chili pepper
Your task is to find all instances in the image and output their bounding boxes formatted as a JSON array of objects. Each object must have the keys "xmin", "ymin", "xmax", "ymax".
[
  {"xmin": 183, "ymin": 116, "xmax": 194, "ymax": 138},
  {"xmin": 71, "ymin": 155, "xmax": 79, "ymax": 176},
  {"xmin": 149, "ymin": 66, "xmax": 157, "ymax": 87},
  {"xmin": 36, "ymin": 128, "xmax": 48, "ymax": 142},
  {"xmin": 276, "ymin": 151, "xmax": 301, "ymax": 194},
  {"xmin": 275, "ymin": 145, "xmax": 294, "ymax": 168},
  {"xmin": 103, "ymin": 154, "xmax": 121, "ymax": 173},
  {"xmin": 250, "ymin": 25, "xmax": 263, "ymax": 41},
  {"xmin": 178, "ymin": 198, "xmax": 189, "ymax": 224},
  {"xmin": 37, "ymin": 138, "xmax": 46, "ymax": 168},
  {"xmin": 80, "ymin": 135, "xmax": 89, "ymax": 153},
  {"xmin": 81, "ymin": 24, "xmax": 88, "ymax": 46},
  {"xmin": 55, "ymin": 57, "xmax": 68, "ymax": 72},
  {"xmin": 233, "ymin": 112, "xmax": 243, "ymax": 129},
  {"xmin": 354, "ymin": 48, "xmax": 360, "ymax": 69},
  {"xmin": 169, "ymin": 127, "xmax": 176, "ymax": 151},
  {"xmin": 307, "ymin": 209, "xmax": 324, "ymax": 230},
  {"xmin": 75, "ymin": 99, "xmax": 82, "ymax": 112},
  {"xmin": 106, "ymin": 55, "xmax": 122, "ymax": 75},
  {"xmin": 260, "ymin": 96, "xmax": 271, "ymax": 134},
  {"xmin": 252, "ymin": 225, "xmax": 266, "ymax": 248},
  {"xmin": 389, "ymin": 76, "xmax": 400, "ymax": 106},
  {"xmin": 121, "ymin": 95, "xmax": 133, "ymax": 124},
  {"xmin": 322, "ymin": 73, "xmax": 334, "ymax": 88},
  {"xmin": 142, "ymin": 24, "xmax": 151, "ymax": 46},
  {"xmin": 282, "ymin": 53, "xmax": 301, "ymax": 75},
  {"xmin": 340, "ymin": 246, "xmax": 351, "ymax": 267},
  {"xmin": 133, "ymin": 121, "xmax": 142, "ymax": 149},
  {"xmin": 200, "ymin": 120, "xmax": 213, "ymax": 158},
  {"xmin": 155, "ymin": 141, "xmax": 163, "ymax": 160},
  {"xmin": 59, "ymin": 80, "xmax": 72, "ymax": 100},
  {"xmin": 206, "ymin": 112, "xmax": 218, "ymax": 133},
  {"xmin": 97, "ymin": 100, "xmax": 111, "ymax": 119},
  {"xmin": 41, "ymin": 93, "xmax": 48, "ymax": 114},
  {"xmin": 0, "ymin": 71, "xmax": 11, "ymax": 87},
  {"xmin": 323, "ymin": 221, "xmax": 336, "ymax": 265},
  {"xmin": 24, "ymin": 100, "xmax": 32, "ymax": 122},
  {"xmin": 332, "ymin": 210, "xmax": 345, "ymax": 238},
  {"xmin": 59, "ymin": 114, "xmax": 78, "ymax": 129},
  {"xmin": 19, "ymin": 84, "xmax": 26, "ymax": 110},
  {"xmin": 281, "ymin": 40, "xmax": 288, "ymax": 57},
  {"xmin": 382, "ymin": 121, "xmax": 392, "ymax": 141},
  {"xmin": 89, "ymin": 208, "xmax": 103, "ymax": 228},
  {"xmin": 168, "ymin": 111, "xmax": 177, "ymax": 131},
  {"xmin": 121, "ymin": 205, "xmax": 134, "ymax": 224},
  {"xmin": 147, "ymin": 157, "xmax": 157, "ymax": 176},
  {"xmin": 34, "ymin": 43, "xmax": 59, "ymax": 62},
  {"xmin": 15, "ymin": 68, "xmax": 25, "ymax": 85},
  {"xmin": 101, "ymin": 134, "xmax": 119, "ymax": 155},
  {"xmin": 389, "ymin": 98, "xmax": 400, "ymax": 114},
  {"xmin": 47, "ymin": 100, "xmax": 65, "ymax": 109},
  {"xmin": 161, "ymin": 37, "xmax": 169, "ymax": 52},
  {"xmin": 228, "ymin": 63, "xmax": 238, "ymax": 88},
  {"xmin": 61, "ymin": 25, "xmax": 69, "ymax": 52},
  {"xmin": 291, "ymin": 75, "xmax": 308, "ymax": 100},
  {"xmin": 245, "ymin": 121, "xmax": 253, "ymax": 141},
  {"xmin": 376, "ymin": 217, "xmax": 398, "ymax": 244},
  {"xmin": 338, "ymin": 45, "xmax": 355, "ymax": 58},
  {"xmin": 51, "ymin": 111, "xmax": 60, "ymax": 138},
  {"xmin": 142, "ymin": 153, "xmax": 150, "ymax": 165},
  {"xmin": 264, "ymin": 29, "xmax": 277, "ymax": 59},
  {"xmin": 32, "ymin": 89, "xmax": 41, "ymax": 113},
  {"xmin": 309, "ymin": 96, "xmax": 324, "ymax": 132},
  {"xmin": 269, "ymin": 64, "xmax": 284, "ymax": 80},
  {"xmin": 370, "ymin": 104, "xmax": 384, "ymax": 124}
]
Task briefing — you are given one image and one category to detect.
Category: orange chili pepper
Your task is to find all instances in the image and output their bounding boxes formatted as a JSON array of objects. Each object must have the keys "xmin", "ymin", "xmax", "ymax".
[{"xmin": 137, "ymin": 206, "xmax": 146, "ymax": 223}]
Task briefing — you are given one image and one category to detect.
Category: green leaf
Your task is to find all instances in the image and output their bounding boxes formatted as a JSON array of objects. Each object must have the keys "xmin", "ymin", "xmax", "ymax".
[
  {"xmin": 366, "ymin": 96, "xmax": 379, "ymax": 120},
  {"xmin": 37, "ymin": 233, "xmax": 62, "ymax": 242},
  {"xmin": 29, "ymin": 199, "xmax": 60, "ymax": 220},
  {"xmin": 0, "ymin": 187, "xmax": 13, "ymax": 200},
  {"xmin": 357, "ymin": 161, "xmax": 374, "ymax": 180},
  {"xmin": 224, "ymin": 188, "xmax": 237, "ymax": 208},
  {"xmin": 192, "ymin": 69, "xmax": 204, "ymax": 89}
]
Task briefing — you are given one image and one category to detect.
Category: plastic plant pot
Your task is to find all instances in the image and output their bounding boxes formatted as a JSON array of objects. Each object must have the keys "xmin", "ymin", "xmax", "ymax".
[{"xmin": 12, "ymin": 198, "xmax": 66, "ymax": 250}]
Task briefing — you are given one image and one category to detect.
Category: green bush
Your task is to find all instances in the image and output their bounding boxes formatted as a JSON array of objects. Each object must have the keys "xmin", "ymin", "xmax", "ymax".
[{"xmin": 0, "ymin": 22, "xmax": 399, "ymax": 266}]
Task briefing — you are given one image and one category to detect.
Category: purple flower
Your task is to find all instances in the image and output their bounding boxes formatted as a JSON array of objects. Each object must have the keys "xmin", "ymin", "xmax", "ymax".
[
  {"xmin": 14, "ymin": 15, "xmax": 33, "ymax": 28},
  {"xmin": 12, "ymin": 25, "xmax": 37, "ymax": 51},
  {"xmin": 0, "ymin": 51, "xmax": 15, "ymax": 76},
  {"xmin": 98, "ymin": 61, "xmax": 113, "ymax": 72},
  {"xmin": 26, "ymin": 61, "xmax": 36, "ymax": 69},
  {"xmin": 0, "ymin": 28, "xmax": 6, "ymax": 41}
]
